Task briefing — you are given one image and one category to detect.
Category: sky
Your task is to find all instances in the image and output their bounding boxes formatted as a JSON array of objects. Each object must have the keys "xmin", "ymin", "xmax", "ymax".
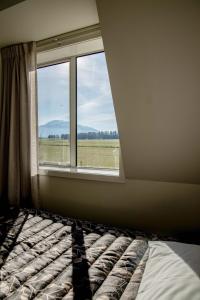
[{"xmin": 37, "ymin": 52, "xmax": 118, "ymax": 132}]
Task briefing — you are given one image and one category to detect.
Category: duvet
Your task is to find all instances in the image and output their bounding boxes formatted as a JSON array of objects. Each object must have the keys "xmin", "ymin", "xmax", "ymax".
[{"xmin": 0, "ymin": 209, "xmax": 149, "ymax": 300}]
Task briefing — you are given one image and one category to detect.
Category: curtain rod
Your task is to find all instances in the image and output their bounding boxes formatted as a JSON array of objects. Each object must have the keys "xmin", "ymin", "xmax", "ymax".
[{"xmin": 36, "ymin": 23, "xmax": 101, "ymax": 53}]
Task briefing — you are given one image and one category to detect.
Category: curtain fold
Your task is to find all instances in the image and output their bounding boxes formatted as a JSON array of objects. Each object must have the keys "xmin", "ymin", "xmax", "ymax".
[{"xmin": 0, "ymin": 42, "xmax": 37, "ymax": 209}]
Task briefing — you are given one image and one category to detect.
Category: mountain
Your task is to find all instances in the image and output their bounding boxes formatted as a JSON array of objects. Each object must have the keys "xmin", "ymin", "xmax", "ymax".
[{"xmin": 39, "ymin": 120, "xmax": 98, "ymax": 138}]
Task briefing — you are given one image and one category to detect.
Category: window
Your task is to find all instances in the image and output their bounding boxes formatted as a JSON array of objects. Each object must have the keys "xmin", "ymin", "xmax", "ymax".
[
  {"xmin": 37, "ymin": 62, "xmax": 70, "ymax": 167},
  {"xmin": 37, "ymin": 39, "xmax": 120, "ymax": 178},
  {"xmin": 77, "ymin": 53, "xmax": 119, "ymax": 170}
]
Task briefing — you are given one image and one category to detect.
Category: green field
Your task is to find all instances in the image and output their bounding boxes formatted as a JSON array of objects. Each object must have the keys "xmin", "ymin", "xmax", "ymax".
[{"xmin": 39, "ymin": 139, "xmax": 120, "ymax": 169}]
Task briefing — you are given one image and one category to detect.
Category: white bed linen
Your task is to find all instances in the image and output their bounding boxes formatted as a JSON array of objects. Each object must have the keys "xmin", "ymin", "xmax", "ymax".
[{"xmin": 136, "ymin": 241, "xmax": 200, "ymax": 300}]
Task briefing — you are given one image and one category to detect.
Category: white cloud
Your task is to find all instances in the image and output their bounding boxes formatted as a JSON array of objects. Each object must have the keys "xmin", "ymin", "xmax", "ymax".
[{"xmin": 38, "ymin": 52, "xmax": 118, "ymax": 131}]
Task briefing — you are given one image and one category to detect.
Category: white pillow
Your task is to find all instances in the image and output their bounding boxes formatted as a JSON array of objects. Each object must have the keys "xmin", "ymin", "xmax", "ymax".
[{"xmin": 136, "ymin": 241, "xmax": 200, "ymax": 300}]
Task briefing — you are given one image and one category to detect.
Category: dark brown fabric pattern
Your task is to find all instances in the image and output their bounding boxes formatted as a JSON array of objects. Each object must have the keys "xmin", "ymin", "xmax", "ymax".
[
  {"xmin": 0, "ymin": 42, "xmax": 36, "ymax": 209},
  {"xmin": 0, "ymin": 208, "xmax": 150, "ymax": 300}
]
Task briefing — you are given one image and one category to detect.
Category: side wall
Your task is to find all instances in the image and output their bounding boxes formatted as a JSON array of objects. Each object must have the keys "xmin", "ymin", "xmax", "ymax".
[{"xmin": 39, "ymin": 176, "xmax": 200, "ymax": 233}]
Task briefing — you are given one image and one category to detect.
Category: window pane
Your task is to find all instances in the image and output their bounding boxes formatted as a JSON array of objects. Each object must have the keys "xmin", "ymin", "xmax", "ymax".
[
  {"xmin": 77, "ymin": 52, "xmax": 119, "ymax": 169},
  {"xmin": 37, "ymin": 63, "xmax": 70, "ymax": 167}
]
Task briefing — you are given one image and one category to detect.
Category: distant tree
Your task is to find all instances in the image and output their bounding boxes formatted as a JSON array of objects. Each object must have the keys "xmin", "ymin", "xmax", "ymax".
[
  {"xmin": 47, "ymin": 131, "xmax": 119, "ymax": 140},
  {"xmin": 76, "ymin": 131, "xmax": 119, "ymax": 140},
  {"xmin": 61, "ymin": 134, "xmax": 69, "ymax": 140},
  {"xmin": 48, "ymin": 134, "xmax": 56, "ymax": 139}
]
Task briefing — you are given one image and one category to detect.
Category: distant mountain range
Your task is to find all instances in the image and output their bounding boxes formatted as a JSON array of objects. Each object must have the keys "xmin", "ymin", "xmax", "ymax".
[{"xmin": 39, "ymin": 120, "xmax": 98, "ymax": 138}]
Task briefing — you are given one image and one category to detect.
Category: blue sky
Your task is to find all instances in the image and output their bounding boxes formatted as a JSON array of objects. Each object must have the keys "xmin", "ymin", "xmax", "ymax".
[{"xmin": 37, "ymin": 52, "xmax": 118, "ymax": 132}]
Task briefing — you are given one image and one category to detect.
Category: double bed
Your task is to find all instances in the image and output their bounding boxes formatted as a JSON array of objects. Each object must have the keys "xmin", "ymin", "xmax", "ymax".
[{"xmin": 0, "ymin": 208, "xmax": 199, "ymax": 299}]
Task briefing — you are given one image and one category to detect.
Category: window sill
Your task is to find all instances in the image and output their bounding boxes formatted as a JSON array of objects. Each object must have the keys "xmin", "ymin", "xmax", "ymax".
[{"xmin": 38, "ymin": 166, "xmax": 125, "ymax": 183}]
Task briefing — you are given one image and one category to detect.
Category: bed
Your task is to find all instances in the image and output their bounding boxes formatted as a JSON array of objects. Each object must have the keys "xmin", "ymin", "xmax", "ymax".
[{"xmin": 0, "ymin": 208, "xmax": 199, "ymax": 300}]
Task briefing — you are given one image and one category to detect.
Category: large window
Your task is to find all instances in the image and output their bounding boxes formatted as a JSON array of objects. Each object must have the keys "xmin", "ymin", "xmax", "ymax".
[{"xmin": 37, "ymin": 51, "xmax": 120, "ymax": 174}]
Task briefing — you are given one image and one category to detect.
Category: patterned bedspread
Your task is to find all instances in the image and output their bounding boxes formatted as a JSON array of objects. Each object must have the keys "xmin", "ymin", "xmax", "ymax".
[{"xmin": 0, "ymin": 208, "xmax": 197, "ymax": 300}]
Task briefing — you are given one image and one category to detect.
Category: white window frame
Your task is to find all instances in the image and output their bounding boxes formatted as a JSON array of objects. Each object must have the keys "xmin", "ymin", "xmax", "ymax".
[{"xmin": 37, "ymin": 39, "xmax": 124, "ymax": 182}]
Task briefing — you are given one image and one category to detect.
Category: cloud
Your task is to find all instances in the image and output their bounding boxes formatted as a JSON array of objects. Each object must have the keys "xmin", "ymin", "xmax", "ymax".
[
  {"xmin": 37, "ymin": 63, "xmax": 70, "ymax": 125},
  {"xmin": 38, "ymin": 52, "xmax": 118, "ymax": 131}
]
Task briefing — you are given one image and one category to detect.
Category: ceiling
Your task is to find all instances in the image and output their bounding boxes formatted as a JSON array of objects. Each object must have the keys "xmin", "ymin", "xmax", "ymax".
[
  {"xmin": 0, "ymin": 0, "xmax": 26, "ymax": 11},
  {"xmin": 0, "ymin": 0, "xmax": 99, "ymax": 48}
]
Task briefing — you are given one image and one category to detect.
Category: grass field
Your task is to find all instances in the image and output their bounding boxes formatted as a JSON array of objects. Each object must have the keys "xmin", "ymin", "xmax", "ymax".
[{"xmin": 39, "ymin": 139, "xmax": 120, "ymax": 169}]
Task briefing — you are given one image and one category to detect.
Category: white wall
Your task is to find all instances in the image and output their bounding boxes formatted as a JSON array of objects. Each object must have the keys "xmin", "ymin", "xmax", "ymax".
[
  {"xmin": 97, "ymin": 0, "xmax": 200, "ymax": 184},
  {"xmin": 39, "ymin": 176, "xmax": 200, "ymax": 233}
]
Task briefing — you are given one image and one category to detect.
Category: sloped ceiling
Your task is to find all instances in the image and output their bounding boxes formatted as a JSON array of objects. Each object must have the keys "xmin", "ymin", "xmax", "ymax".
[
  {"xmin": 0, "ymin": 0, "xmax": 26, "ymax": 11},
  {"xmin": 97, "ymin": 0, "xmax": 200, "ymax": 183},
  {"xmin": 0, "ymin": 0, "xmax": 98, "ymax": 48}
]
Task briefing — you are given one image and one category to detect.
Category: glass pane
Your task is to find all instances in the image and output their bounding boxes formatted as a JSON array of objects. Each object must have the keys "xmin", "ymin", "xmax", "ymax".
[
  {"xmin": 77, "ymin": 52, "xmax": 119, "ymax": 169},
  {"xmin": 37, "ymin": 62, "xmax": 70, "ymax": 167}
]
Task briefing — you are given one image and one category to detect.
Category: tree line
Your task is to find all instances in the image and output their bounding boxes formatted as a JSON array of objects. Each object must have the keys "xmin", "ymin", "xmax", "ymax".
[{"xmin": 47, "ymin": 131, "xmax": 119, "ymax": 140}]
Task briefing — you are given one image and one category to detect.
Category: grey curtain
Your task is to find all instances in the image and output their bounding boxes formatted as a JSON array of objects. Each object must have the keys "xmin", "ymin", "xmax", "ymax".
[{"xmin": 0, "ymin": 42, "xmax": 37, "ymax": 209}]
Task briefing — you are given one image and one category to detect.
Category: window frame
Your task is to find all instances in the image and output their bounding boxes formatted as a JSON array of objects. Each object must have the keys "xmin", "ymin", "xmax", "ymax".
[{"xmin": 37, "ymin": 50, "xmax": 124, "ymax": 182}]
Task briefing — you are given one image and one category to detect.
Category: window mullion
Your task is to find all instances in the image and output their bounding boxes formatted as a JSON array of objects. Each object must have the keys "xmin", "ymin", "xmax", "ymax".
[{"xmin": 69, "ymin": 57, "xmax": 77, "ymax": 167}]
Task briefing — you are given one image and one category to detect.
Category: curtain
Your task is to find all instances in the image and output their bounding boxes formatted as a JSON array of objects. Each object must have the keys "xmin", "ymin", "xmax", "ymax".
[{"xmin": 0, "ymin": 42, "xmax": 38, "ymax": 210}]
